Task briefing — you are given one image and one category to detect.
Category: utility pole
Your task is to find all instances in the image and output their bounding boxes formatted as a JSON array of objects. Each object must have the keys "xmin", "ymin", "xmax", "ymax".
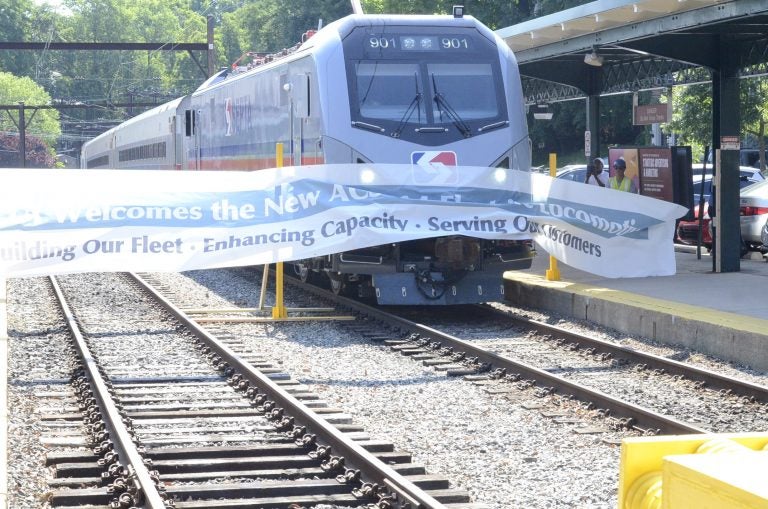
[
  {"xmin": 18, "ymin": 102, "xmax": 26, "ymax": 168},
  {"xmin": 207, "ymin": 16, "xmax": 215, "ymax": 77}
]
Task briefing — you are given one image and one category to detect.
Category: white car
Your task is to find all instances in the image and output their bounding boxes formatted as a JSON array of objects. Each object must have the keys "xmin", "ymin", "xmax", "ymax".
[
  {"xmin": 555, "ymin": 164, "xmax": 588, "ymax": 182},
  {"xmin": 739, "ymin": 180, "xmax": 768, "ymax": 249},
  {"xmin": 692, "ymin": 164, "xmax": 765, "ymax": 181}
]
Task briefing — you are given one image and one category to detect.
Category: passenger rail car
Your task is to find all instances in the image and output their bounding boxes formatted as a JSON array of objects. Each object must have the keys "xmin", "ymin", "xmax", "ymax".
[{"xmin": 81, "ymin": 13, "xmax": 534, "ymax": 305}]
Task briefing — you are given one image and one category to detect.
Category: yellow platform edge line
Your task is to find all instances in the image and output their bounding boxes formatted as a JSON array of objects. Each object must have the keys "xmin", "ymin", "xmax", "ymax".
[{"xmin": 505, "ymin": 272, "xmax": 768, "ymax": 336}]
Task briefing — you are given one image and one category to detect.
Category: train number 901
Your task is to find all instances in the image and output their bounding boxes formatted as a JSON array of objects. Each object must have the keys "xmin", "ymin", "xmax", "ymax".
[
  {"xmin": 368, "ymin": 37, "xmax": 396, "ymax": 49},
  {"xmin": 441, "ymin": 37, "xmax": 469, "ymax": 49}
]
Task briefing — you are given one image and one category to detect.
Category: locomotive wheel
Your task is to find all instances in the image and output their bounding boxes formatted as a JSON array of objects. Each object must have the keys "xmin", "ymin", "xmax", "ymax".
[
  {"xmin": 293, "ymin": 263, "xmax": 312, "ymax": 283},
  {"xmin": 329, "ymin": 274, "xmax": 346, "ymax": 295}
]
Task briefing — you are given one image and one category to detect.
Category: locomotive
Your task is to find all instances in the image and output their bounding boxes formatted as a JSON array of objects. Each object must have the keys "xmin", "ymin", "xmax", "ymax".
[{"xmin": 81, "ymin": 12, "xmax": 534, "ymax": 305}]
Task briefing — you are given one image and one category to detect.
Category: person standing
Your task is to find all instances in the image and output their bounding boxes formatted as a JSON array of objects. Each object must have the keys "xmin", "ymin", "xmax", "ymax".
[
  {"xmin": 585, "ymin": 157, "xmax": 607, "ymax": 187},
  {"xmin": 609, "ymin": 157, "xmax": 638, "ymax": 193}
]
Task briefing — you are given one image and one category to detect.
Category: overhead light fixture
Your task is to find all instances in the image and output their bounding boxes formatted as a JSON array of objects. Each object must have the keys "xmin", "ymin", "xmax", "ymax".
[
  {"xmin": 453, "ymin": 5, "xmax": 464, "ymax": 18},
  {"xmin": 532, "ymin": 105, "xmax": 553, "ymax": 120},
  {"xmin": 584, "ymin": 48, "xmax": 604, "ymax": 67}
]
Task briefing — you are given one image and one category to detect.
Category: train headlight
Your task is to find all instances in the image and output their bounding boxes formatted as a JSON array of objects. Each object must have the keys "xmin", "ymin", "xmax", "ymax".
[
  {"xmin": 360, "ymin": 168, "xmax": 376, "ymax": 183},
  {"xmin": 494, "ymin": 168, "xmax": 507, "ymax": 183}
]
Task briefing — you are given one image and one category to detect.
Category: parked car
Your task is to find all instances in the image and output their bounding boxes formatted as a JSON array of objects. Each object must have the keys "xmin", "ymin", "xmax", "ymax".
[
  {"xmin": 761, "ymin": 215, "xmax": 768, "ymax": 250},
  {"xmin": 555, "ymin": 159, "xmax": 609, "ymax": 183},
  {"xmin": 704, "ymin": 149, "xmax": 768, "ymax": 169},
  {"xmin": 688, "ymin": 174, "xmax": 761, "ymax": 207},
  {"xmin": 677, "ymin": 174, "xmax": 718, "ymax": 248},
  {"xmin": 676, "ymin": 200, "xmax": 713, "ymax": 248},
  {"xmin": 676, "ymin": 175, "xmax": 762, "ymax": 249},
  {"xmin": 739, "ymin": 180, "xmax": 768, "ymax": 251},
  {"xmin": 691, "ymin": 164, "xmax": 765, "ymax": 181},
  {"xmin": 555, "ymin": 164, "xmax": 589, "ymax": 183}
]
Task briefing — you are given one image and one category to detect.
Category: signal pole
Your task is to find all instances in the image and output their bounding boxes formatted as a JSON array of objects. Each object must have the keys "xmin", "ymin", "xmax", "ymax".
[
  {"xmin": 18, "ymin": 102, "xmax": 26, "ymax": 168},
  {"xmin": 207, "ymin": 16, "xmax": 215, "ymax": 77}
]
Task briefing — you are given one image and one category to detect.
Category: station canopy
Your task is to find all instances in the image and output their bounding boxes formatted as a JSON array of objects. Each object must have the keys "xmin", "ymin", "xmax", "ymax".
[{"xmin": 495, "ymin": 0, "xmax": 768, "ymax": 104}]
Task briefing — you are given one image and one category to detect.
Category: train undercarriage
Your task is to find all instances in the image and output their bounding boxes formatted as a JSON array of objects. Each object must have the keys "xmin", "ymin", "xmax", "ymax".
[{"xmin": 291, "ymin": 236, "xmax": 535, "ymax": 305}]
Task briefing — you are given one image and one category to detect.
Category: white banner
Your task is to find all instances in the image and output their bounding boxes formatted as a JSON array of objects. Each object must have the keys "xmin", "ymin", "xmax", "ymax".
[{"xmin": 0, "ymin": 165, "xmax": 687, "ymax": 279}]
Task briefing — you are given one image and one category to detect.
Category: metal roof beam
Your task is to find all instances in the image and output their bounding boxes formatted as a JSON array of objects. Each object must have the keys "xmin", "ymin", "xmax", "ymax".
[
  {"xmin": 614, "ymin": 35, "xmax": 720, "ymax": 68},
  {"xmin": 508, "ymin": 0, "xmax": 768, "ymax": 64}
]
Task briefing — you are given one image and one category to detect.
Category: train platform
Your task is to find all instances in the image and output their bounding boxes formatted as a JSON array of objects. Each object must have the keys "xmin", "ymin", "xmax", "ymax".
[{"xmin": 503, "ymin": 246, "xmax": 768, "ymax": 372}]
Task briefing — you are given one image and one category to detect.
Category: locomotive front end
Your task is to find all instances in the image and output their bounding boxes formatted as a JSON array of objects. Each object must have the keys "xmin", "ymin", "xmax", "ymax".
[{"xmin": 306, "ymin": 14, "xmax": 535, "ymax": 305}]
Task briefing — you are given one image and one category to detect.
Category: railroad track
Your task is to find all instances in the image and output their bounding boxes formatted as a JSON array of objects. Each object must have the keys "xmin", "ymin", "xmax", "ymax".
[
  {"xmin": 10, "ymin": 267, "xmax": 767, "ymax": 508},
  {"xmin": 364, "ymin": 305, "xmax": 768, "ymax": 433},
  {"xmin": 283, "ymin": 276, "xmax": 768, "ymax": 437},
  {"xmin": 132, "ymin": 266, "xmax": 768, "ymax": 436},
  {"xmin": 42, "ymin": 273, "xmax": 480, "ymax": 509}
]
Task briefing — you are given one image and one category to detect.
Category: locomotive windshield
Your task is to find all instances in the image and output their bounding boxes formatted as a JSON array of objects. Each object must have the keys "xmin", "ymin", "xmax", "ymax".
[{"xmin": 344, "ymin": 25, "xmax": 507, "ymax": 145}]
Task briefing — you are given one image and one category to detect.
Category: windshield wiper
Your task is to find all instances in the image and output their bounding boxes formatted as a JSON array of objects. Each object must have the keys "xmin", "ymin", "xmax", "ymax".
[
  {"xmin": 431, "ymin": 74, "xmax": 471, "ymax": 138},
  {"xmin": 478, "ymin": 120, "xmax": 509, "ymax": 133},
  {"xmin": 393, "ymin": 73, "xmax": 422, "ymax": 138},
  {"xmin": 352, "ymin": 121, "xmax": 385, "ymax": 133}
]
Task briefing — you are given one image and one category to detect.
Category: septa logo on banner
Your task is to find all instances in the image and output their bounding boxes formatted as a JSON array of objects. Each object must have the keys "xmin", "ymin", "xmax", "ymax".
[{"xmin": 411, "ymin": 151, "xmax": 458, "ymax": 184}]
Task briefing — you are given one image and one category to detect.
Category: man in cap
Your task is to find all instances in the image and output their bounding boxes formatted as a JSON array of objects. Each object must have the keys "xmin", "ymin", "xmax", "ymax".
[
  {"xmin": 584, "ymin": 157, "xmax": 607, "ymax": 187},
  {"xmin": 608, "ymin": 157, "xmax": 637, "ymax": 193}
]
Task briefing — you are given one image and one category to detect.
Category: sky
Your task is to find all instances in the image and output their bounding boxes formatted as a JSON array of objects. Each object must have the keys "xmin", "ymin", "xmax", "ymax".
[{"xmin": 32, "ymin": 0, "xmax": 71, "ymax": 15}]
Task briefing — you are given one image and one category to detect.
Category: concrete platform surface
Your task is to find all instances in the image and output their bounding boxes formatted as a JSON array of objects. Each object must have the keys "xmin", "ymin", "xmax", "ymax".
[{"xmin": 504, "ymin": 247, "xmax": 768, "ymax": 372}]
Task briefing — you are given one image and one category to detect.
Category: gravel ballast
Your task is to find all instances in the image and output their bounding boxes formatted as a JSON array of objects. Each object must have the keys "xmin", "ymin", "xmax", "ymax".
[{"xmin": 6, "ymin": 269, "xmax": 768, "ymax": 508}]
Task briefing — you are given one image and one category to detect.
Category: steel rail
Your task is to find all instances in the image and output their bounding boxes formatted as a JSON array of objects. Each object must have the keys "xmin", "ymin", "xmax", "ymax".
[
  {"xmin": 128, "ymin": 272, "xmax": 449, "ymax": 509},
  {"xmin": 283, "ymin": 276, "xmax": 709, "ymax": 436},
  {"xmin": 49, "ymin": 276, "xmax": 168, "ymax": 509},
  {"xmin": 480, "ymin": 305, "xmax": 768, "ymax": 403}
]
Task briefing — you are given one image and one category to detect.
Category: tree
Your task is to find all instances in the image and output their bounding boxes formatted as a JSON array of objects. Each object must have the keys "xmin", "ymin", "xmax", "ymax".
[
  {"xmin": 0, "ymin": 0, "xmax": 37, "ymax": 75},
  {"xmin": 668, "ymin": 76, "xmax": 768, "ymax": 170},
  {"xmin": 221, "ymin": 0, "xmax": 353, "ymax": 58},
  {"xmin": 54, "ymin": 0, "xmax": 211, "ymax": 102},
  {"xmin": 667, "ymin": 83, "xmax": 711, "ymax": 162},
  {"xmin": 0, "ymin": 72, "xmax": 61, "ymax": 168},
  {"xmin": 742, "ymin": 78, "xmax": 768, "ymax": 173},
  {"xmin": 0, "ymin": 132, "xmax": 56, "ymax": 168}
]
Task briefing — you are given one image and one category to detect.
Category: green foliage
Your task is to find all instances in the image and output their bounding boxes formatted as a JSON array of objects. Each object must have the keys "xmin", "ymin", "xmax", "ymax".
[
  {"xmin": 668, "ymin": 78, "xmax": 768, "ymax": 167},
  {"xmin": 0, "ymin": 72, "xmax": 61, "ymax": 142},
  {"xmin": 741, "ymin": 78, "xmax": 768, "ymax": 172},
  {"xmin": 221, "ymin": 0, "xmax": 353, "ymax": 57},
  {"xmin": 11, "ymin": 0, "xmax": 749, "ymax": 172},
  {"xmin": 0, "ymin": 72, "xmax": 60, "ymax": 167},
  {"xmin": 52, "ymin": 0, "xmax": 211, "ymax": 103},
  {"xmin": 533, "ymin": 0, "xmax": 590, "ymax": 17},
  {"xmin": 360, "ymin": 0, "xmax": 532, "ymax": 27},
  {"xmin": 667, "ymin": 83, "xmax": 711, "ymax": 159},
  {"xmin": 0, "ymin": 0, "xmax": 37, "ymax": 74}
]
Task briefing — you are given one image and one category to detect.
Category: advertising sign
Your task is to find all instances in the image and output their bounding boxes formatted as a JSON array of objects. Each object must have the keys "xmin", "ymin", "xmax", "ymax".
[
  {"xmin": 608, "ymin": 148, "xmax": 640, "ymax": 194},
  {"xmin": 638, "ymin": 148, "xmax": 673, "ymax": 202}
]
